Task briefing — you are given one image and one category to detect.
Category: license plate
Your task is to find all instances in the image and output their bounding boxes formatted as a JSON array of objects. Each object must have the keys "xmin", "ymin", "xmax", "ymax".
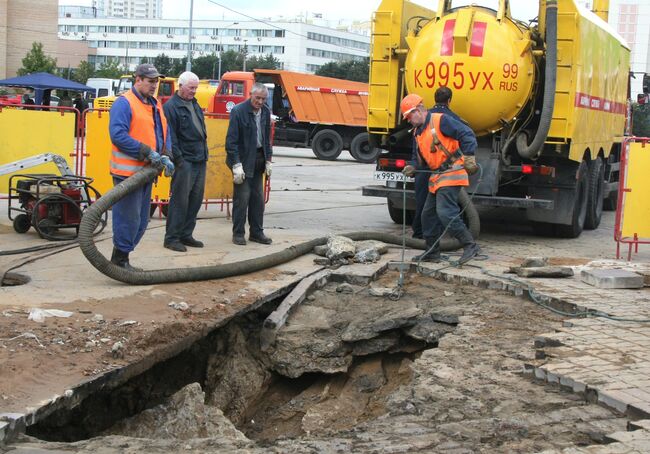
[{"xmin": 373, "ymin": 171, "xmax": 413, "ymax": 182}]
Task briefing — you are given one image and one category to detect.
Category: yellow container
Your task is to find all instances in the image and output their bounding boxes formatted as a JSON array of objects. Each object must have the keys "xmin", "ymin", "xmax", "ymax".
[{"xmin": 404, "ymin": 5, "xmax": 535, "ymax": 136}]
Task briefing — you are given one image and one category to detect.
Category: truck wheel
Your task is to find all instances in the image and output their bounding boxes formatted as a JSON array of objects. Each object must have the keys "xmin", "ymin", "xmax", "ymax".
[
  {"xmin": 387, "ymin": 199, "xmax": 414, "ymax": 225},
  {"xmin": 350, "ymin": 132, "xmax": 381, "ymax": 163},
  {"xmin": 312, "ymin": 129, "xmax": 343, "ymax": 160},
  {"xmin": 603, "ymin": 190, "xmax": 618, "ymax": 211},
  {"xmin": 555, "ymin": 160, "xmax": 589, "ymax": 238},
  {"xmin": 584, "ymin": 157, "xmax": 604, "ymax": 230}
]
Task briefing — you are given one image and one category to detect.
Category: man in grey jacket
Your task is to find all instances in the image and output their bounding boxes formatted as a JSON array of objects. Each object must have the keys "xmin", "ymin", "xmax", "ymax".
[
  {"xmin": 225, "ymin": 82, "xmax": 273, "ymax": 245},
  {"xmin": 162, "ymin": 71, "xmax": 208, "ymax": 252}
]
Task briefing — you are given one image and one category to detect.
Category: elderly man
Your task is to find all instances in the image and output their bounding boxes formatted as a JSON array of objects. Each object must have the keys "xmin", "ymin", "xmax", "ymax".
[
  {"xmin": 225, "ymin": 82, "xmax": 273, "ymax": 246},
  {"xmin": 109, "ymin": 63, "xmax": 174, "ymax": 270},
  {"xmin": 162, "ymin": 71, "xmax": 208, "ymax": 252},
  {"xmin": 401, "ymin": 92, "xmax": 480, "ymax": 264}
]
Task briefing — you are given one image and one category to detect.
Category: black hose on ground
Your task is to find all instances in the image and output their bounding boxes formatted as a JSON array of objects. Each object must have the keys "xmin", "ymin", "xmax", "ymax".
[
  {"xmin": 78, "ymin": 167, "xmax": 477, "ymax": 285},
  {"xmin": 516, "ymin": 0, "xmax": 557, "ymax": 160}
]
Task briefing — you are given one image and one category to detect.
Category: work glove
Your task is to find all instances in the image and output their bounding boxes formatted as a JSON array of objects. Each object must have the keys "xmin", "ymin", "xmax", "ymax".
[
  {"xmin": 140, "ymin": 144, "xmax": 162, "ymax": 166},
  {"xmin": 232, "ymin": 163, "xmax": 245, "ymax": 185},
  {"xmin": 265, "ymin": 161, "xmax": 272, "ymax": 178},
  {"xmin": 160, "ymin": 155, "xmax": 175, "ymax": 177},
  {"xmin": 402, "ymin": 165, "xmax": 415, "ymax": 177},
  {"xmin": 463, "ymin": 155, "xmax": 478, "ymax": 175}
]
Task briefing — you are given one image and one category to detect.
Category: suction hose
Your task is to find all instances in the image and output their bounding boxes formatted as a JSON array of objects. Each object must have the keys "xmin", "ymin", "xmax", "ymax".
[
  {"xmin": 516, "ymin": 0, "xmax": 557, "ymax": 160},
  {"xmin": 78, "ymin": 166, "xmax": 479, "ymax": 285}
]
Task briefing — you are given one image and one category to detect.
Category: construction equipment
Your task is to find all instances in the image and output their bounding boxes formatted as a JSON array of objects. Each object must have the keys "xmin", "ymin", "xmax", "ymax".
[
  {"xmin": 210, "ymin": 70, "xmax": 380, "ymax": 163},
  {"xmin": 1, "ymin": 153, "xmax": 106, "ymax": 240},
  {"xmin": 363, "ymin": 0, "xmax": 630, "ymax": 237}
]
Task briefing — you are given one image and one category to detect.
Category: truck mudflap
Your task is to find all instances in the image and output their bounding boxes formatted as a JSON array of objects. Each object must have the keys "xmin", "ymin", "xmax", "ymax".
[{"xmin": 362, "ymin": 185, "xmax": 554, "ymax": 210}]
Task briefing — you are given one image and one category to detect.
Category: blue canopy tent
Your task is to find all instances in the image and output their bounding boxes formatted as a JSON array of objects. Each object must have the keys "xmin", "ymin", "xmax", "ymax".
[{"xmin": 0, "ymin": 72, "xmax": 94, "ymax": 105}]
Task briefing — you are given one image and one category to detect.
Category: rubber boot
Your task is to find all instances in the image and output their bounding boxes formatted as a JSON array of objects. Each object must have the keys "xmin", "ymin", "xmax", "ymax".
[
  {"xmin": 455, "ymin": 229, "xmax": 481, "ymax": 265},
  {"xmin": 110, "ymin": 247, "xmax": 142, "ymax": 272},
  {"xmin": 412, "ymin": 237, "xmax": 442, "ymax": 263}
]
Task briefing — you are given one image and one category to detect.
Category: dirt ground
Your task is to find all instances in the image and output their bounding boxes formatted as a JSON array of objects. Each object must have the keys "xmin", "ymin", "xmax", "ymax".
[
  {"xmin": 4, "ymin": 269, "xmax": 627, "ymax": 453},
  {"xmin": 0, "ymin": 269, "xmax": 282, "ymax": 415}
]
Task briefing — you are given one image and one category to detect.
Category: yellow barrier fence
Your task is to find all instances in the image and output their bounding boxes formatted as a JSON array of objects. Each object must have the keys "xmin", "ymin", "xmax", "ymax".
[
  {"xmin": 615, "ymin": 137, "xmax": 650, "ymax": 260},
  {"xmin": 83, "ymin": 109, "xmax": 234, "ymax": 214},
  {"xmin": 0, "ymin": 107, "xmax": 77, "ymax": 194}
]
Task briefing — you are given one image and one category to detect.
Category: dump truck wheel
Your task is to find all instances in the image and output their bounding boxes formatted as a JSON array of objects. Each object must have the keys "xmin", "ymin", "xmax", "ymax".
[
  {"xmin": 312, "ymin": 129, "xmax": 343, "ymax": 160},
  {"xmin": 350, "ymin": 132, "xmax": 381, "ymax": 163},
  {"xmin": 555, "ymin": 160, "xmax": 589, "ymax": 238},
  {"xmin": 584, "ymin": 157, "xmax": 604, "ymax": 230}
]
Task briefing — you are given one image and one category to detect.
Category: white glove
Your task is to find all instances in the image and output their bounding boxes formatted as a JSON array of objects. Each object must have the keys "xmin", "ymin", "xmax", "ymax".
[
  {"xmin": 232, "ymin": 163, "xmax": 245, "ymax": 185},
  {"xmin": 265, "ymin": 161, "xmax": 272, "ymax": 178}
]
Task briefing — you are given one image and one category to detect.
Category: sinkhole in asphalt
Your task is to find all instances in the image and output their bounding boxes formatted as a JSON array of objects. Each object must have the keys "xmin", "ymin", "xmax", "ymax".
[
  {"xmin": 26, "ymin": 277, "xmax": 451, "ymax": 443},
  {"xmin": 25, "ymin": 271, "xmax": 627, "ymax": 451}
]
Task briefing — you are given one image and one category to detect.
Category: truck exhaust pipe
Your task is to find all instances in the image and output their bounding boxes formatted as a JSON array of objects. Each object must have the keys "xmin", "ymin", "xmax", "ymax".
[{"xmin": 516, "ymin": 0, "xmax": 557, "ymax": 160}]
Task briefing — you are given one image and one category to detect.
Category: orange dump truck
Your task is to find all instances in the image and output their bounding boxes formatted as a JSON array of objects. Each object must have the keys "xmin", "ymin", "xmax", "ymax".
[{"xmin": 210, "ymin": 70, "xmax": 379, "ymax": 163}]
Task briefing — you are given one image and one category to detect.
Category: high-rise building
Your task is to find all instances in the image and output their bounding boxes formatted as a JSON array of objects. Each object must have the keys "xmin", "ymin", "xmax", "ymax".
[
  {"xmin": 92, "ymin": 0, "xmax": 162, "ymax": 20},
  {"xmin": 608, "ymin": 0, "xmax": 650, "ymax": 97},
  {"xmin": 0, "ymin": 0, "xmax": 58, "ymax": 79}
]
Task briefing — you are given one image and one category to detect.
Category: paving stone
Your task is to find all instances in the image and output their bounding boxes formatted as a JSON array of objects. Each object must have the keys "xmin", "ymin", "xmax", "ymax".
[{"xmin": 580, "ymin": 269, "xmax": 644, "ymax": 289}]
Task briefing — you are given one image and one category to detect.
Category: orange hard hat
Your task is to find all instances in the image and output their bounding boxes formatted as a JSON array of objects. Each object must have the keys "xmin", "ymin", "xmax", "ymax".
[{"xmin": 400, "ymin": 93, "xmax": 423, "ymax": 119}]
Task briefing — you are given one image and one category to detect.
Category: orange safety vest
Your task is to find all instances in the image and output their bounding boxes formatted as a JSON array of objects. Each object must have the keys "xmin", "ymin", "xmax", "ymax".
[
  {"xmin": 415, "ymin": 113, "xmax": 468, "ymax": 194},
  {"xmin": 110, "ymin": 89, "xmax": 168, "ymax": 177}
]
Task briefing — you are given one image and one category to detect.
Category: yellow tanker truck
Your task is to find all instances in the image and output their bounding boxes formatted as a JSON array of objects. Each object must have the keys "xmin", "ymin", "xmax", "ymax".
[{"xmin": 362, "ymin": 0, "xmax": 630, "ymax": 237}]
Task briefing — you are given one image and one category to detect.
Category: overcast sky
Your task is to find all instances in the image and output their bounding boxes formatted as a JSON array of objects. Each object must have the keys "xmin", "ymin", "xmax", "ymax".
[{"xmin": 61, "ymin": 0, "xmax": 541, "ymax": 23}]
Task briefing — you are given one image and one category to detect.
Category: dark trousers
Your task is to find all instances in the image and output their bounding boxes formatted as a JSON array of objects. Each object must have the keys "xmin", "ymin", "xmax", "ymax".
[
  {"xmin": 111, "ymin": 176, "xmax": 153, "ymax": 253},
  {"xmin": 421, "ymin": 185, "xmax": 471, "ymax": 242},
  {"xmin": 232, "ymin": 151, "xmax": 265, "ymax": 238},
  {"xmin": 412, "ymin": 170, "xmax": 431, "ymax": 237},
  {"xmin": 165, "ymin": 160, "xmax": 206, "ymax": 244}
]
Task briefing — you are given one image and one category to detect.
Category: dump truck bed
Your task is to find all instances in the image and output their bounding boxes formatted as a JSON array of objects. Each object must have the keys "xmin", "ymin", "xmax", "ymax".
[{"xmin": 254, "ymin": 69, "xmax": 368, "ymax": 127}]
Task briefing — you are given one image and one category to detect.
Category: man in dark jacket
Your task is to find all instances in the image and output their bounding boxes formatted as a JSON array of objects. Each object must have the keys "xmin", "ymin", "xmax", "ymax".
[
  {"xmin": 225, "ymin": 82, "xmax": 273, "ymax": 245},
  {"xmin": 163, "ymin": 71, "xmax": 208, "ymax": 252}
]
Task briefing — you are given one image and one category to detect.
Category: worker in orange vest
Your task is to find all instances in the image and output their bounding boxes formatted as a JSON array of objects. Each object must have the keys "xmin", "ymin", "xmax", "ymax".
[
  {"xmin": 109, "ymin": 64, "xmax": 175, "ymax": 270},
  {"xmin": 400, "ymin": 93, "xmax": 480, "ymax": 264}
]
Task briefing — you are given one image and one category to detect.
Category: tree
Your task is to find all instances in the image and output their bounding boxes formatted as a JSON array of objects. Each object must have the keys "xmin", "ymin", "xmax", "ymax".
[
  {"xmin": 246, "ymin": 53, "xmax": 281, "ymax": 71},
  {"xmin": 17, "ymin": 42, "xmax": 57, "ymax": 75},
  {"xmin": 315, "ymin": 58, "xmax": 370, "ymax": 82},
  {"xmin": 170, "ymin": 57, "xmax": 187, "ymax": 77},
  {"xmin": 189, "ymin": 54, "xmax": 216, "ymax": 79},
  {"xmin": 632, "ymin": 102, "xmax": 650, "ymax": 137},
  {"xmin": 72, "ymin": 61, "xmax": 95, "ymax": 84},
  {"xmin": 218, "ymin": 50, "xmax": 244, "ymax": 76},
  {"xmin": 152, "ymin": 53, "xmax": 173, "ymax": 76},
  {"xmin": 95, "ymin": 58, "xmax": 123, "ymax": 79}
]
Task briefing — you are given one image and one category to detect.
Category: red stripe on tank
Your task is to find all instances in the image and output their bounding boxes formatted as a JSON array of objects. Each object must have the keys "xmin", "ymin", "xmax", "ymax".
[
  {"xmin": 469, "ymin": 21, "xmax": 487, "ymax": 57},
  {"xmin": 440, "ymin": 19, "xmax": 456, "ymax": 56}
]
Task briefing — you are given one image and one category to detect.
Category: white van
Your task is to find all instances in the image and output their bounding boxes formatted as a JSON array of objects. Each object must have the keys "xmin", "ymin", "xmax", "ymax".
[{"xmin": 85, "ymin": 78, "xmax": 117, "ymax": 106}]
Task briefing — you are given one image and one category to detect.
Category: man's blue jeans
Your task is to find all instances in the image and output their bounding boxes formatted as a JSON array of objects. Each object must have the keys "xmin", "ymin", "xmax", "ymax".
[
  {"xmin": 165, "ymin": 161, "xmax": 206, "ymax": 244},
  {"xmin": 111, "ymin": 176, "xmax": 153, "ymax": 253},
  {"xmin": 421, "ymin": 185, "xmax": 471, "ymax": 242}
]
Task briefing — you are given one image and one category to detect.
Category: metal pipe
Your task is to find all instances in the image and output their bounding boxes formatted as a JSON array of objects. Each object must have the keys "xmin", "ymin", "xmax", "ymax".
[{"xmin": 186, "ymin": 0, "xmax": 194, "ymax": 71}]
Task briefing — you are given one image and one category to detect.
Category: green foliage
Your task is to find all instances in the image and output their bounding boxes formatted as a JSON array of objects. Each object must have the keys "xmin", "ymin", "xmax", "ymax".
[
  {"xmin": 170, "ymin": 57, "xmax": 187, "ymax": 77},
  {"xmin": 315, "ymin": 58, "xmax": 370, "ymax": 82},
  {"xmin": 632, "ymin": 102, "xmax": 650, "ymax": 137},
  {"xmin": 17, "ymin": 42, "xmax": 57, "ymax": 75},
  {"xmin": 96, "ymin": 58, "xmax": 123, "ymax": 79},
  {"xmin": 191, "ymin": 54, "xmax": 219, "ymax": 79},
  {"xmin": 218, "ymin": 50, "xmax": 244, "ymax": 77},
  {"xmin": 152, "ymin": 53, "xmax": 174, "ymax": 76},
  {"xmin": 246, "ymin": 53, "xmax": 281, "ymax": 71},
  {"xmin": 72, "ymin": 61, "xmax": 96, "ymax": 84}
]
